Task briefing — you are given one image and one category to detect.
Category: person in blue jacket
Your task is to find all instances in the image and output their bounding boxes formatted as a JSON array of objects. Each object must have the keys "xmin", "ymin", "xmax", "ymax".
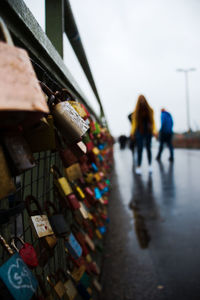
[{"xmin": 156, "ymin": 108, "xmax": 174, "ymax": 162}]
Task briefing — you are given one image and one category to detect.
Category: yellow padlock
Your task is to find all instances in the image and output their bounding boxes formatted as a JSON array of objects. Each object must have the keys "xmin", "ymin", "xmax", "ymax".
[
  {"xmin": 85, "ymin": 173, "xmax": 94, "ymax": 184},
  {"xmin": 51, "ymin": 166, "xmax": 73, "ymax": 197},
  {"xmin": 65, "ymin": 163, "xmax": 83, "ymax": 182},
  {"xmin": 92, "ymin": 147, "xmax": 100, "ymax": 155},
  {"xmin": 76, "ymin": 186, "xmax": 85, "ymax": 199},
  {"xmin": 95, "ymin": 229, "xmax": 102, "ymax": 240},
  {"xmin": 57, "ymin": 177, "xmax": 73, "ymax": 196},
  {"xmin": 85, "ymin": 254, "xmax": 92, "ymax": 263},
  {"xmin": 94, "ymin": 173, "xmax": 101, "ymax": 182}
]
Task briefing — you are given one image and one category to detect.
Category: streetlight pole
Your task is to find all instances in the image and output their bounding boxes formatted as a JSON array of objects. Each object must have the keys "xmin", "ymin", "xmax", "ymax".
[{"xmin": 176, "ymin": 68, "xmax": 196, "ymax": 132}]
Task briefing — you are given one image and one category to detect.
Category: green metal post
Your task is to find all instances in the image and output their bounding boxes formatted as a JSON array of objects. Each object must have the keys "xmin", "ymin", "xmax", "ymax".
[{"xmin": 45, "ymin": 0, "xmax": 64, "ymax": 58}]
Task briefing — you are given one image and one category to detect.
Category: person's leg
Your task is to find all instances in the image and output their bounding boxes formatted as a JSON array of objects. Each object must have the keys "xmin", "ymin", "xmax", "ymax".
[
  {"xmin": 146, "ymin": 134, "xmax": 152, "ymax": 165},
  {"xmin": 135, "ymin": 132, "xmax": 143, "ymax": 174},
  {"xmin": 166, "ymin": 133, "xmax": 174, "ymax": 161},
  {"xmin": 156, "ymin": 133, "xmax": 164, "ymax": 160},
  {"xmin": 136, "ymin": 133, "xmax": 143, "ymax": 166}
]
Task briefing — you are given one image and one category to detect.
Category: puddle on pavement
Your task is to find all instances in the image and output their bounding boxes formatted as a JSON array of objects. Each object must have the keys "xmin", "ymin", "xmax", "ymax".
[{"xmin": 130, "ymin": 203, "xmax": 151, "ymax": 249}]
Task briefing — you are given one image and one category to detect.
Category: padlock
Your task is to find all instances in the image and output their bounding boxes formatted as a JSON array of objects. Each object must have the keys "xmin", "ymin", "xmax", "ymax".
[
  {"xmin": 45, "ymin": 200, "xmax": 70, "ymax": 237},
  {"xmin": 59, "ymin": 146, "xmax": 78, "ymax": 168},
  {"xmin": 75, "ymin": 185, "xmax": 85, "ymax": 200},
  {"xmin": 84, "ymin": 187, "xmax": 96, "ymax": 205},
  {"xmin": 95, "ymin": 229, "xmax": 103, "ymax": 240},
  {"xmin": 67, "ymin": 193, "xmax": 80, "ymax": 210},
  {"xmin": 65, "ymin": 232, "xmax": 82, "ymax": 260},
  {"xmin": 93, "ymin": 279, "xmax": 102, "ymax": 292},
  {"xmin": 84, "ymin": 172, "xmax": 94, "ymax": 184},
  {"xmin": 71, "ymin": 265, "xmax": 86, "ymax": 282},
  {"xmin": 51, "ymin": 165, "xmax": 73, "ymax": 198},
  {"xmin": 46, "ymin": 273, "xmax": 67, "ymax": 299},
  {"xmin": 51, "ymin": 98, "xmax": 89, "ymax": 144},
  {"xmin": 79, "ymin": 272, "xmax": 91, "ymax": 289},
  {"xmin": 56, "ymin": 269, "xmax": 77, "ymax": 300},
  {"xmin": 65, "ymin": 163, "xmax": 83, "ymax": 182},
  {"xmin": 0, "ymin": 235, "xmax": 38, "ymax": 300},
  {"xmin": 0, "ymin": 144, "xmax": 16, "ymax": 200},
  {"xmin": 92, "ymin": 147, "xmax": 100, "ymax": 156},
  {"xmin": 11, "ymin": 236, "xmax": 38, "ymax": 269},
  {"xmin": 84, "ymin": 233, "xmax": 95, "ymax": 251},
  {"xmin": 79, "ymin": 202, "xmax": 89, "ymax": 220},
  {"xmin": 85, "ymin": 140, "xmax": 95, "ymax": 152},
  {"xmin": 83, "ymin": 198, "xmax": 91, "ymax": 209},
  {"xmin": 68, "ymin": 100, "xmax": 88, "ymax": 119},
  {"xmin": 72, "ymin": 230, "xmax": 89, "ymax": 257},
  {"xmin": 79, "ymin": 160, "xmax": 90, "ymax": 174},
  {"xmin": 0, "ymin": 18, "xmax": 49, "ymax": 129},
  {"xmin": 94, "ymin": 187, "xmax": 103, "ymax": 201},
  {"xmin": 2, "ymin": 130, "xmax": 36, "ymax": 175},
  {"xmin": 82, "ymin": 220, "xmax": 94, "ymax": 240},
  {"xmin": 24, "ymin": 115, "xmax": 56, "ymax": 152},
  {"xmin": 40, "ymin": 83, "xmax": 88, "ymax": 155},
  {"xmin": 91, "ymin": 162, "xmax": 98, "ymax": 173},
  {"xmin": 25, "ymin": 195, "xmax": 57, "ymax": 250}
]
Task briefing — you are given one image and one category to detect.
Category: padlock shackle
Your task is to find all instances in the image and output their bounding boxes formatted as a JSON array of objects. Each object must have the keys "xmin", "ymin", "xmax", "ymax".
[
  {"xmin": 44, "ymin": 200, "xmax": 58, "ymax": 216},
  {"xmin": 25, "ymin": 195, "xmax": 43, "ymax": 216},
  {"xmin": 39, "ymin": 82, "xmax": 58, "ymax": 108},
  {"xmin": 46, "ymin": 273, "xmax": 57, "ymax": 287},
  {"xmin": 11, "ymin": 236, "xmax": 25, "ymax": 252},
  {"xmin": 50, "ymin": 164, "xmax": 63, "ymax": 180},
  {"xmin": 39, "ymin": 82, "xmax": 55, "ymax": 97},
  {"xmin": 0, "ymin": 235, "xmax": 14, "ymax": 255},
  {"xmin": 0, "ymin": 18, "xmax": 14, "ymax": 46},
  {"xmin": 54, "ymin": 88, "xmax": 74, "ymax": 103}
]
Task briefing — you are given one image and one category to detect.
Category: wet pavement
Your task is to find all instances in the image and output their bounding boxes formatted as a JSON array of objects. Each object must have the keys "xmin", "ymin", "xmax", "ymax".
[{"xmin": 99, "ymin": 144, "xmax": 200, "ymax": 300}]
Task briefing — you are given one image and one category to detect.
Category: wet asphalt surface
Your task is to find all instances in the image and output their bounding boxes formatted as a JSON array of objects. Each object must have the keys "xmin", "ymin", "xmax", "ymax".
[{"xmin": 99, "ymin": 144, "xmax": 200, "ymax": 300}]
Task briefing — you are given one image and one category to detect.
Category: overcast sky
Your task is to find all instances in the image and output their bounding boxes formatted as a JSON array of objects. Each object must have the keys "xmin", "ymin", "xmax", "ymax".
[{"xmin": 24, "ymin": 0, "xmax": 200, "ymax": 136}]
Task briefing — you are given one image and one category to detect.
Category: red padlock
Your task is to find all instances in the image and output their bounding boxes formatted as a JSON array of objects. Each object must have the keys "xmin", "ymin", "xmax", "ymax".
[
  {"xmin": 67, "ymin": 193, "xmax": 81, "ymax": 210},
  {"xmin": 11, "ymin": 236, "xmax": 38, "ymax": 268}
]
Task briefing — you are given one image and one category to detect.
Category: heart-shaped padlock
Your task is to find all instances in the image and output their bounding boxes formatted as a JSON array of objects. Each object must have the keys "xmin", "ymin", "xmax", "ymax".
[{"xmin": 11, "ymin": 237, "xmax": 38, "ymax": 268}]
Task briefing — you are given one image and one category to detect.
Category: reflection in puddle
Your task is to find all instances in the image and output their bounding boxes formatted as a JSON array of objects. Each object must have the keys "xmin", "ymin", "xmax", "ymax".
[
  {"xmin": 131, "ymin": 205, "xmax": 151, "ymax": 249},
  {"xmin": 129, "ymin": 174, "xmax": 157, "ymax": 249}
]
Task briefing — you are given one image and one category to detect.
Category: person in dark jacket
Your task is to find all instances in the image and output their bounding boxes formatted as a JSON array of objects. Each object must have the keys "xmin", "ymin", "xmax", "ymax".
[{"xmin": 156, "ymin": 108, "xmax": 174, "ymax": 162}]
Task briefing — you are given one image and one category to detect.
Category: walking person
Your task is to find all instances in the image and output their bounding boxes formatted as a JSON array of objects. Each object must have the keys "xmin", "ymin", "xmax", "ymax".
[
  {"xmin": 130, "ymin": 95, "xmax": 157, "ymax": 175},
  {"xmin": 128, "ymin": 112, "xmax": 135, "ymax": 153},
  {"xmin": 156, "ymin": 108, "xmax": 174, "ymax": 162}
]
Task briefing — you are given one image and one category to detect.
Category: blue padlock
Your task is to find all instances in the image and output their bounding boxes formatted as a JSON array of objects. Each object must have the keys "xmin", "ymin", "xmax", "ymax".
[
  {"xmin": 94, "ymin": 187, "xmax": 101, "ymax": 200},
  {"xmin": 65, "ymin": 232, "xmax": 82, "ymax": 259},
  {"xmin": 98, "ymin": 154, "xmax": 104, "ymax": 163},
  {"xmin": 99, "ymin": 226, "xmax": 106, "ymax": 235},
  {"xmin": 91, "ymin": 162, "xmax": 98, "ymax": 173},
  {"xmin": 0, "ymin": 253, "xmax": 38, "ymax": 300}
]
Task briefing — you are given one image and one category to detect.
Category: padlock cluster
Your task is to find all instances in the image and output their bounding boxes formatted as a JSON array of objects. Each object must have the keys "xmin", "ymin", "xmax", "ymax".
[{"xmin": 0, "ymin": 26, "xmax": 114, "ymax": 300}]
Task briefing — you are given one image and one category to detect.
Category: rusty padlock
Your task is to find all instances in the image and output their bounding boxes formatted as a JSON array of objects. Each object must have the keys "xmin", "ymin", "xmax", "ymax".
[
  {"xmin": 3, "ymin": 129, "xmax": 36, "ymax": 175},
  {"xmin": 0, "ymin": 18, "xmax": 49, "ymax": 129}
]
